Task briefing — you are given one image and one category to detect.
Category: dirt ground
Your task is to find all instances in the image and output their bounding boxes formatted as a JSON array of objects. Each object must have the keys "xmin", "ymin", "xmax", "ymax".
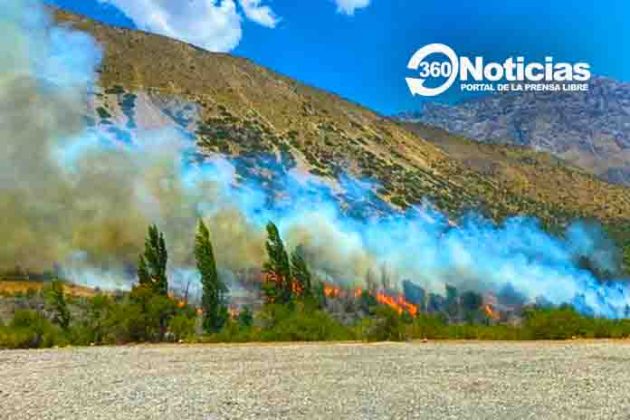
[{"xmin": 2, "ymin": 340, "xmax": 630, "ymax": 419}]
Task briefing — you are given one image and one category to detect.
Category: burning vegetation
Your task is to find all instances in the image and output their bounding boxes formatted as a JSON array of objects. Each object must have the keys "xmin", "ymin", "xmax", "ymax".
[{"xmin": 3, "ymin": 220, "xmax": 630, "ymax": 349}]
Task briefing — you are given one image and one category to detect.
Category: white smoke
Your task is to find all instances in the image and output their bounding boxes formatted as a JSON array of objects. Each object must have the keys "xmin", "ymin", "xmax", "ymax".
[{"xmin": 2, "ymin": 0, "xmax": 629, "ymax": 319}]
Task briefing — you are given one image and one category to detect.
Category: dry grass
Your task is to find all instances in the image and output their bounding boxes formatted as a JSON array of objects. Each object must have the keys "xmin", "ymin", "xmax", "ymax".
[
  {"xmin": 55, "ymin": 9, "xmax": 629, "ymax": 232},
  {"xmin": 0, "ymin": 280, "xmax": 99, "ymax": 298},
  {"xmin": 404, "ymin": 123, "xmax": 630, "ymax": 222}
]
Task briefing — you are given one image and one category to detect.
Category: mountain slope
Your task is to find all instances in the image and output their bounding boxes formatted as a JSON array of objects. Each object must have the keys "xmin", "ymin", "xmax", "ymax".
[
  {"xmin": 55, "ymin": 10, "xmax": 629, "ymax": 233},
  {"xmin": 400, "ymin": 77, "xmax": 630, "ymax": 186}
]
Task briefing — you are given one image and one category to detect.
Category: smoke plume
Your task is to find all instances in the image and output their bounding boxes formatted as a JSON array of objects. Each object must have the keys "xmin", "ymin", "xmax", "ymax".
[{"xmin": 1, "ymin": 0, "xmax": 629, "ymax": 317}]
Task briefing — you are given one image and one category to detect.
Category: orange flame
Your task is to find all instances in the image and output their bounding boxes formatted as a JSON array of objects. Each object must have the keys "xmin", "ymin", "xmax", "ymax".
[
  {"xmin": 483, "ymin": 304, "xmax": 499, "ymax": 320},
  {"xmin": 168, "ymin": 292, "xmax": 187, "ymax": 308},
  {"xmin": 264, "ymin": 271, "xmax": 306, "ymax": 300},
  {"xmin": 261, "ymin": 273, "xmax": 419, "ymax": 317},
  {"xmin": 291, "ymin": 279, "xmax": 304, "ymax": 295},
  {"xmin": 324, "ymin": 284, "xmax": 341, "ymax": 298},
  {"xmin": 376, "ymin": 292, "xmax": 418, "ymax": 316},
  {"xmin": 228, "ymin": 306, "xmax": 239, "ymax": 319},
  {"xmin": 323, "ymin": 283, "xmax": 418, "ymax": 316}
]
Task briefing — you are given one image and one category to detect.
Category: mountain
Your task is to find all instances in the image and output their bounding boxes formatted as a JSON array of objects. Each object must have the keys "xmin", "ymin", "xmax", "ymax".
[
  {"xmin": 399, "ymin": 77, "xmax": 630, "ymax": 186},
  {"xmin": 54, "ymin": 10, "xmax": 629, "ymax": 245}
]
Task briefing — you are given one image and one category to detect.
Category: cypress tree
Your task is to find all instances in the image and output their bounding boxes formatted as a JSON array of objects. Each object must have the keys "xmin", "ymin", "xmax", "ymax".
[
  {"xmin": 195, "ymin": 219, "xmax": 228, "ymax": 333},
  {"xmin": 263, "ymin": 221, "xmax": 292, "ymax": 304},
  {"xmin": 290, "ymin": 245, "xmax": 312, "ymax": 298},
  {"xmin": 137, "ymin": 224, "xmax": 168, "ymax": 296}
]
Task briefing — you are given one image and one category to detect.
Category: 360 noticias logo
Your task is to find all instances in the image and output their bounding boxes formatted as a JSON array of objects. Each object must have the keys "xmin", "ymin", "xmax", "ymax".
[{"xmin": 405, "ymin": 43, "xmax": 591, "ymax": 97}]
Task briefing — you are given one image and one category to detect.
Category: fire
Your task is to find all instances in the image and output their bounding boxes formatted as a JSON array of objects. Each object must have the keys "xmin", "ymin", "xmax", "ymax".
[
  {"xmin": 228, "ymin": 306, "xmax": 239, "ymax": 319},
  {"xmin": 261, "ymin": 272, "xmax": 419, "ymax": 317},
  {"xmin": 264, "ymin": 271, "xmax": 306, "ymax": 300},
  {"xmin": 324, "ymin": 284, "xmax": 341, "ymax": 298},
  {"xmin": 376, "ymin": 292, "xmax": 418, "ymax": 317},
  {"xmin": 168, "ymin": 292, "xmax": 187, "ymax": 308},
  {"xmin": 483, "ymin": 304, "xmax": 499, "ymax": 320},
  {"xmin": 291, "ymin": 279, "xmax": 304, "ymax": 295},
  {"xmin": 264, "ymin": 271, "xmax": 280, "ymax": 285},
  {"xmin": 483, "ymin": 293, "xmax": 500, "ymax": 320},
  {"xmin": 323, "ymin": 283, "xmax": 418, "ymax": 316}
]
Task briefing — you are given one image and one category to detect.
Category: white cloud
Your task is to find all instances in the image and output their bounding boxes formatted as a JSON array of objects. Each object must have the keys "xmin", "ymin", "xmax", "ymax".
[
  {"xmin": 99, "ymin": 0, "xmax": 278, "ymax": 52},
  {"xmin": 334, "ymin": 0, "xmax": 371, "ymax": 15},
  {"xmin": 238, "ymin": 0, "xmax": 279, "ymax": 28}
]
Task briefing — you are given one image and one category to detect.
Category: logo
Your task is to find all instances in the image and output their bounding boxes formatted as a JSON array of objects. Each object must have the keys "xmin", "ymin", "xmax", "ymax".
[{"xmin": 406, "ymin": 43, "xmax": 591, "ymax": 97}]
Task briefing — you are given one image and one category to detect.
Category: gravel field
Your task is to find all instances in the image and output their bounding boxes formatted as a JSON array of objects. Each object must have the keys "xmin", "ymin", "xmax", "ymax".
[{"xmin": 1, "ymin": 341, "xmax": 630, "ymax": 419}]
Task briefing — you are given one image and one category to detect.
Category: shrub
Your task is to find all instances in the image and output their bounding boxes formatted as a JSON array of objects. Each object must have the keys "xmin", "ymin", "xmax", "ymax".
[
  {"xmin": 207, "ymin": 320, "xmax": 257, "ymax": 343},
  {"xmin": 362, "ymin": 306, "xmax": 407, "ymax": 342},
  {"xmin": 406, "ymin": 314, "xmax": 449, "ymax": 339},
  {"xmin": 169, "ymin": 314, "xmax": 196, "ymax": 341},
  {"xmin": 83, "ymin": 294, "xmax": 114, "ymax": 345},
  {"xmin": 100, "ymin": 288, "xmax": 176, "ymax": 344},
  {"xmin": 0, "ymin": 310, "xmax": 65, "ymax": 349},
  {"xmin": 524, "ymin": 307, "xmax": 589, "ymax": 340},
  {"xmin": 237, "ymin": 306, "xmax": 254, "ymax": 328},
  {"xmin": 103, "ymin": 300, "xmax": 150, "ymax": 344},
  {"xmin": 44, "ymin": 280, "xmax": 71, "ymax": 330},
  {"xmin": 258, "ymin": 303, "xmax": 354, "ymax": 342}
]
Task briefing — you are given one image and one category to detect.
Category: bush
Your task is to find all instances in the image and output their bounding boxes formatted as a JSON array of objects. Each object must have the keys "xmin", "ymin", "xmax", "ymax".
[
  {"xmin": 44, "ymin": 280, "xmax": 71, "ymax": 330},
  {"xmin": 257, "ymin": 303, "xmax": 354, "ymax": 342},
  {"xmin": 103, "ymin": 300, "xmax": 150, "ymax": 344},
  {"xmin": 6, "ymin": 287, "xmax": 630, "ymax": 348},
  {"xmin": 207, "ymin": 320, "xmax": 257, "ymax": 343},
  {"xmin": 406, "ymin": 314, "xmax": 449, "ymax": 339},
  {"xmin": 524, "ymin": 307, "xmax": 589, "ymax": 340},
  {"xmin": 100, "ymin": 288, "xmax": 176, "ymax": 344},
  {"xmin": 361, "ymin": 306, "xmax": 407, "ymax": 342},
  {"xmin": 0, "ymin": 310, "xmax": 65, "ymax": 349},
  {"xmin": 237, "ymin": 306, "xmax": 254, "ymax": 328},
  {"xmin": 169, "ymin": 314, "xmax": 196, "ymax": 341},
  {"xmin": 80, "ymin": 294, "xmax": 114, "ymax": 345},
  {"xmin": 523, "ymin": 307, "xmax": 630, "ymax": 340}
]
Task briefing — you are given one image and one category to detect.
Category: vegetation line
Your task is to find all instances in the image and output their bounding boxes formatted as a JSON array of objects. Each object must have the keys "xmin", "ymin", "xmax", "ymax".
[{"xmin": 2, "ymin": 221, "xmax": 630, "ymax": 350}]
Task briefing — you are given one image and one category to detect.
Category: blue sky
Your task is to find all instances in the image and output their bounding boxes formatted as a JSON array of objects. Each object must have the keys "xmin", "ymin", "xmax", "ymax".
[{"xmin": 48, "ymin": 0, "xmax": 630, "ymax": 115}]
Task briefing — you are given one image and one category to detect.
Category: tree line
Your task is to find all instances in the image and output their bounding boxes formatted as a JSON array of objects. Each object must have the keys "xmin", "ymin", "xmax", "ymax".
[
  {"xmin": 133, "ymin": 219, "xmax": 318, "ymax": 335},
  {"xmin": 3, "ymin": 220, "xmax": 630, "ymax": 348}
]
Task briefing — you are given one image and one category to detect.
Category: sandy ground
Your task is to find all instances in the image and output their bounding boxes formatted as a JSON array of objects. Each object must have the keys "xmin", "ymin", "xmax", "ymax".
[{"xmin": 1, "ymin": 341, "xmax": 630, "ymax": 419}]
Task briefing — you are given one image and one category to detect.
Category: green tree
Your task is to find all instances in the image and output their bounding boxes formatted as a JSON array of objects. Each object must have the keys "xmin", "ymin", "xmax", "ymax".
[
  {"xmin": 290, "ymin": 245, "xmax": 312, "ymax": 298},
  {"xmin": 237, "ymin": 306, "xmax": 254, "ymax": 328},
  {"xmin": 82, "ymin": 294, "xmax": 112, "ymax": 345},
  {"xmin": 460, "ymin": 291, "xmax": 483, "ymax": 323},
  {"xmin": 44, "ymin": 280, "xmax": 71, "ymax": 330},
  {"xmin": 137, "ymin": 224, "xmax": 168, "ymax": 296},
  {"xmin": 445, "ymin": 285, "xmax": 460, "ymax": 322},
  {"xmin": 118, "ymin": 286, "xmax": 176, "ymax": 342},
  {"xmin": 365, "ymin": 306, "xmax": 406, "ymax": 342},
  {"xmin": 7, "ymin": 309, "xmax": 62, "ymax": 348},
  {"xmin": 195, "ymin": 219, "xmax": 228, "ymax": 333},
  {"xmin": 168, "ymin": 314, "xmax": 196, "ymax": 341},
  {"xmin": 263, "ymin": 222, "xmax": 292, "ymax": 304}
]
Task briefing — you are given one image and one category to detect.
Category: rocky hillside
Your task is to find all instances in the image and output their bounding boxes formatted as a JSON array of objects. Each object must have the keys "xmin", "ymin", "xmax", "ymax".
[
  {"xmin": 400, "ymin": 77, "xmax": 630, "ymax": 186},
  {"xmin": 55, "ymin": 10, "xmax": 629, "ymax": 236}
]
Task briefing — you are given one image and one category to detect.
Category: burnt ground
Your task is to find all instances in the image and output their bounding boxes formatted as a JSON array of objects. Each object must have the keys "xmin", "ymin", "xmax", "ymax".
[{"xmin": 1, "ymin": 341, "xmax": 630, "ymax": 419}]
